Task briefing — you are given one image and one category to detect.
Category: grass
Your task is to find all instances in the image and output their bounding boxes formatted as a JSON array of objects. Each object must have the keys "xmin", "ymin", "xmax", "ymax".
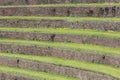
[
  {"xmin": 0, "ymin": 16, "xmax": 120, "ymax": 22},
  {"xmin": 0, "ymin": 52, "xmax": 120, "ymax": 79},
  {"xmin": 0, "ymin": 65, "xmax": 79, "ymax": 80},
  {"xmin": 0, "ymin": 27, "xmax": 120, "ymax": 39},
  {"xmin": 0, "ymin": 38, "xmax": 120, "ymax": 56},
  {"xmin": 0, "ymin": 3, "xmax": 120, "ymax": 8}
]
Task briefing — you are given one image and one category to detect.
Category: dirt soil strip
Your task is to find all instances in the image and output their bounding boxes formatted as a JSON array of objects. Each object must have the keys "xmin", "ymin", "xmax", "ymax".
[
  {"xmin": 0, "ymin": 6, "xmax": 120, "ymax": 17},
  {"xmin": 0, "ymin": 20, "xmax": 120, "ymax": 31},
  {"xmin": 0, "ymin": 56, "xmax": 117, "ymax": 80},
  {"xmin": 0, "ymin": 72, "xmax": 35, "ymax": 80},
  {"xmin": 0, "ymin": 0, "xmax": 120, "ymax": 5},
  {"xmin": 0, "ymin": 31, "xmax": 120, "ymax": 48},
  {"xmin": 0, "ymin": 44, "xmax": 120, "ymax": 67}
]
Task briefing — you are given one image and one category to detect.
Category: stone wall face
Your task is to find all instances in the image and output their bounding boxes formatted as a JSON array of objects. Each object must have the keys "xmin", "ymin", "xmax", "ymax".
[
  {"xmin": 0, "ymin": 31, "xmax": 120, "ymax": 48},
  {"xmin": 0, "ymin": 57, "xmax": 117, "ymax": 80},
  {"xmin": 0, "ymin": 44, "xmax": 120, "ymax": 67},
  {"xmin": 0, "ymin": 0, "xmax": 119, "ymax": 5},
  {"xmin": 0, "ymin": 72, "xmax": 35, "ymax": 80},
  {"xmin": 0, "ymin": 0, "xmax": 119, "ymax": 80},
  {"xmin": 0, "ymin": 7, "xmax": 120, "ymax": 17},
  {"xmin": 0, "ymin": 20, "xmax": 120, "ymax": 31}
]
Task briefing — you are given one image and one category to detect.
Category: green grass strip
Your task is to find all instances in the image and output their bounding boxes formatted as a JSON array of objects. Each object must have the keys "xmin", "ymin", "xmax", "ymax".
[
  {"xmin": 0, "ymin": 3, "xmax": 120, "ymax": 8},
  {"xmin": 0, "ymin": 52, "xmax": 120, "ymax": 79},
  {"xmin": 0, "ymin": 27, "xmax": 120, "ymax": 39},
  {"xmin": 0, "ymin": 65, "xmax": 79, "ymax": 80},
  {"xmin": 0, "ymin": 38, "xmax": 119, "ymax": 56},
  {"xmin": 0, "ymin": 16, "xmax": 120, "ymax": 22}
]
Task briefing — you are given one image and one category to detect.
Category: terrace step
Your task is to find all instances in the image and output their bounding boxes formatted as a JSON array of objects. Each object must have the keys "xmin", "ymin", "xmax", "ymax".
[
  {"xmin": 0, "ymin": 28, "xmax": 119, "ymax": 48},
  {"xmin": 0, "ymin": 40, "xmax": 120, "ymax": 67},
  {"xmin": 0, "ymin": 55, "xmax": 118, "ymax": 80},
  {"xmin": 0, "ymin": 1, "xmax": 120, "ymax": 80},
  {"xmin": 0, "ymin": 65, "xmax": 79, "ymax": 80},
  {"xmin": 0, "ymin": 16, "xmax": 120, "ymax": 31},
  {"xmin": 0, "ymin": 4, "xmax": 120, "ymax": 17},
  {"xmin": 0, "ymin": 72, "xmax": 35, "ymax": 80},
  {"xmin": 0, "ymin": 0, "xmax": 120, "ymax": 5}
]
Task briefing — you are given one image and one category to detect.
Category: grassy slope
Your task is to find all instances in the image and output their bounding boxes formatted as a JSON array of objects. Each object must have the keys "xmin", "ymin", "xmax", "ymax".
[
  {"xmin": 0, "ymin": 3, "xmax": 120, "ymax": 7},
  {"xmin": 0, "ymin": 65, "xmax": 79, "ymax": 80},
  {"xmin": 0, "ymin": 2, "xmax": 119, "ymax": 80},
  {"xmin": 0, "ymin": 38, "xmax": 119, "ymax": 56},
  {"xmin": 0, "ymin": 27, "xmax": 120, "ymax": 39},
  {"xmin": 0, "ymin": 52, "xmax": 120, "ymax": 79},
  {"xmin": 0, "ymin": 16, "xmax": 120, "ymax": 22}
]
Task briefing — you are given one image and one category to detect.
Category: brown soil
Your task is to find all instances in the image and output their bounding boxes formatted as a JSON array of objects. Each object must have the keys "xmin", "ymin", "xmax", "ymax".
[
  {"xmin": 0, "ymin": 44, "xmax": 120, "ymax": 67},
  {"xmin": 0, "ymin": 31, "xmax": 120, "ymax": 48},
  {"xmin": 0, "ymin": 56, "xmax": 117, "ymax": 80},
  {"xmin": 0, "ymin": 6, "xmax": 120, "ymax": 17},
  {"xmin": 0, "ymin": 20, "xmax": 120, "ymax": 31},
  {"xmin": 0, "ymin": 0, "xmax": 119, "ymax": 5}
]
